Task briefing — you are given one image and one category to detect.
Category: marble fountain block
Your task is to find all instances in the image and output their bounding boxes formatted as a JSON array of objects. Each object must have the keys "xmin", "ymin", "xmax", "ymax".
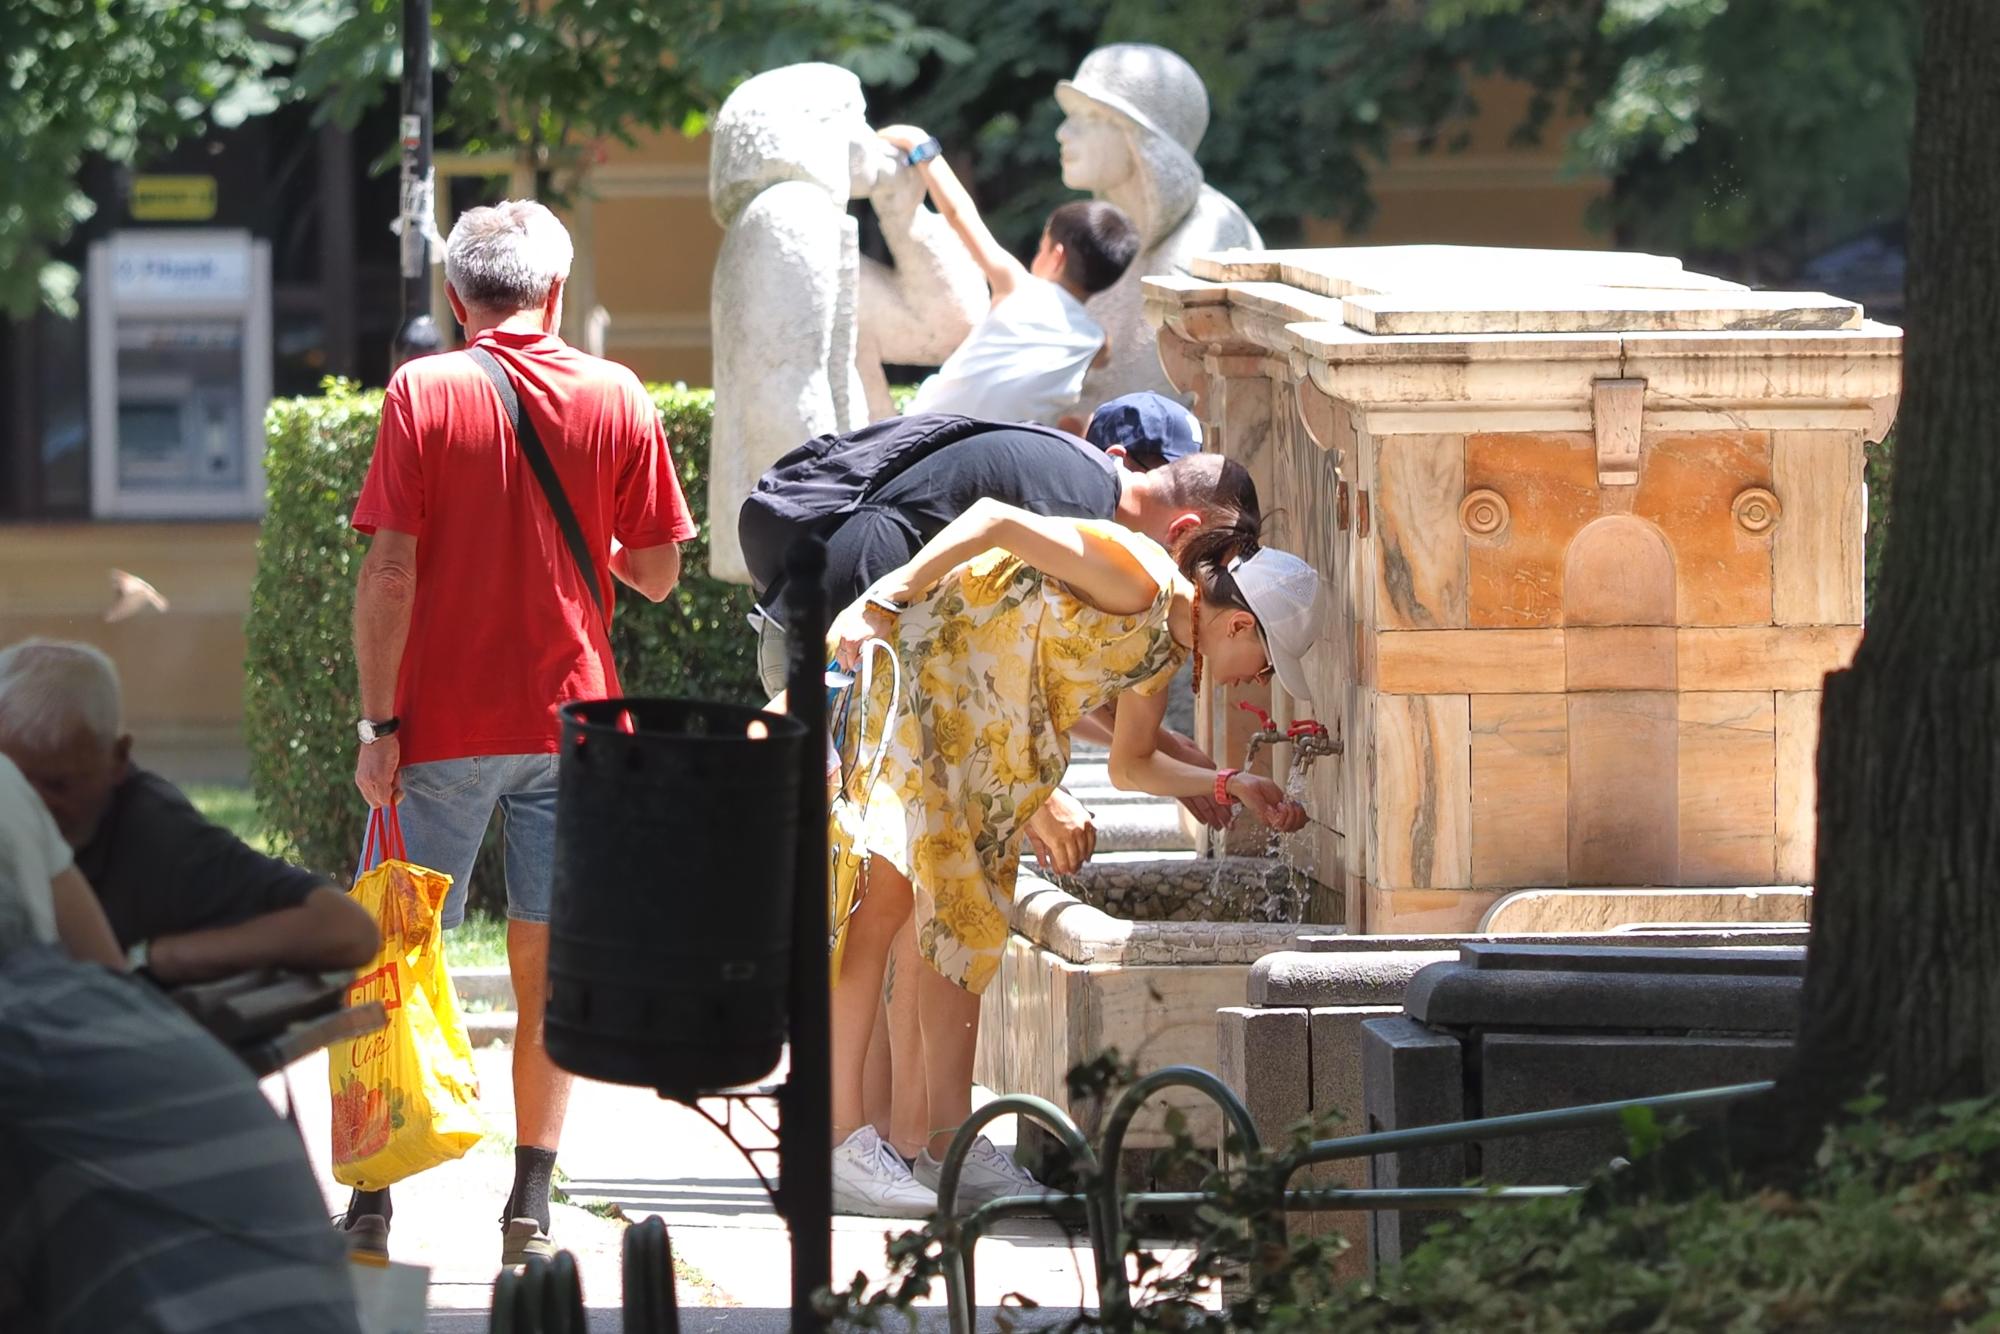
[{"xmin": 1146, "ymin": 244, "xmax": 1901, "ymax": 935}]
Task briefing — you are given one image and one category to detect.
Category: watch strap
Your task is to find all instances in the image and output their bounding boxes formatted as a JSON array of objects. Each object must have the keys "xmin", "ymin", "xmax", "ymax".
[
  {"xmin": 1214, "ymin": 768, "xmax": 1240, "ymax": 806},
  {"xmin": 864, "ymin": 590, "xmax": 911, "ymax": 615}
]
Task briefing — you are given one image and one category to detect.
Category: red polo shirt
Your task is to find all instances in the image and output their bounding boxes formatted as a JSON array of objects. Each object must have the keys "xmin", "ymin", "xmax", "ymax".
[{"xmin": 352, "ymin": 328, "xmax": 697, "ymax": 765}]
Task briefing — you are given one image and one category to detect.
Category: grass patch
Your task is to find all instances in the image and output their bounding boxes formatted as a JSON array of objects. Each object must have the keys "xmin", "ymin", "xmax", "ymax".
[{"xmin": 447, "ymin": 911, "xmax": 511, "ymax": 968}]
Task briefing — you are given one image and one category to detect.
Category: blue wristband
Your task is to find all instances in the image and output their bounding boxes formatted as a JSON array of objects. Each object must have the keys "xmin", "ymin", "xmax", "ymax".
[{"xmin": 905, "ymin": 137, "xmax": 943, "ymax": 167}]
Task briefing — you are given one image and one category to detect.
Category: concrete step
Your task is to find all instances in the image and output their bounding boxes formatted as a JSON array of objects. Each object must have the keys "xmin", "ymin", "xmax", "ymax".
[
  {"xmin": 465, "ymin": 1009, "xmax": 517, "ymax": 1048},
  {"xmin": 450, "ymin": 966, "xmax": 514, "ymax": 1006},
  {"xmin": 1092, "ymin": 802, "xmax": 1195, "ymax": 852}
]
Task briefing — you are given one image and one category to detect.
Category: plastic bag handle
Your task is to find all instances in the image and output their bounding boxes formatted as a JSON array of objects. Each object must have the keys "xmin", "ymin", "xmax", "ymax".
[{"xmin": 361, "ymin": 804, "xmax": 408, "ymax": 869}]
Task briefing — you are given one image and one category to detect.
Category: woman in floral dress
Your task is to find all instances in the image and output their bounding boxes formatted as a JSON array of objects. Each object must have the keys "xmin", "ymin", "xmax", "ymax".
[{"xmin": 824, "ymin": 498, "xmax": 1327, "ymax": 1217}]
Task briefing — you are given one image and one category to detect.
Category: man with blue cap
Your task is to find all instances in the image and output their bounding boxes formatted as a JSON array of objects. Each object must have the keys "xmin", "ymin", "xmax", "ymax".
[{"xmin": 1083, "ymin": 391, "xmax": 1204, "ymax": 469}]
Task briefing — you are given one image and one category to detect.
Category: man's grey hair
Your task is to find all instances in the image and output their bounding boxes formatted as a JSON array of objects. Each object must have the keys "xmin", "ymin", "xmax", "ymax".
[
  {"xmin": 444, "ymin": 200, "xmax": 574, "ymax": 312},
  {"xmin": 0, "ymin": 639, "xmax": 124, "ymax": 751}
]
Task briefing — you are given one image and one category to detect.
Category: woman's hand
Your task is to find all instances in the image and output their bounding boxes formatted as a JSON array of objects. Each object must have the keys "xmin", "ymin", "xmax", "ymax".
[
  {"xmin": 1025, "ymin": 788, "xmax": 1097, "ymax": 876},
  {"xmin": 830, "ymin": 599, "xmax": 896, "ymax": 671},
  {"xmin": 1227, "ymin": 772, "xmax": 1307, "ymax": 833}
]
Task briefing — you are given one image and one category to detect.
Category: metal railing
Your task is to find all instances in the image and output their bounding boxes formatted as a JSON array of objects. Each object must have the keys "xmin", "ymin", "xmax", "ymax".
[{"xmin": 935, "ymin": 1068, "xmax": 1774, "ymax": 1334}]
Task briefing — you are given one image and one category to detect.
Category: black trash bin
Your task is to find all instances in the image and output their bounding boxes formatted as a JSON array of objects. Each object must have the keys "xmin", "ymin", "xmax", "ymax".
[{"xmin": 545, "ymin": 697, "xmax": 808, "ymax": 1096}]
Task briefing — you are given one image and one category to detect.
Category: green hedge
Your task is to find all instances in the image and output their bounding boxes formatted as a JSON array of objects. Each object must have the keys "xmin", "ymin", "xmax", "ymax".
[{"xmin": 245, "ymin": 380, "xmax": 760, "ymax": 905}]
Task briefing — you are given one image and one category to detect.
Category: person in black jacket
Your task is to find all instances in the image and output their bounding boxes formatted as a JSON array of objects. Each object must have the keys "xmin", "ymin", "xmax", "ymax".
[{"xmin": 744, "ymin": 398, "xmax": 1247, "ymax": 858}]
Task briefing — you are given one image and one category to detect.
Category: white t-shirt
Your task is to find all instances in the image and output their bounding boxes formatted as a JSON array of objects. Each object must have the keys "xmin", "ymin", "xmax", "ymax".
[
  {"xmin": 907, "ymin": 278, "xmax": 1105, "ymax": 426},
  {"xmin": 0, "ymin": 753, "xmax": 66, "ymax": 956}
]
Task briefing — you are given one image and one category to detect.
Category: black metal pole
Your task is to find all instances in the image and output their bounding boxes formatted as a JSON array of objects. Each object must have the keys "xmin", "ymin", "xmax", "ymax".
[
  {"xmin": 391, "ymin": 0, "xmax": 442, "ymax": 365},
  {"xmin": 780, "ymin": 539, "xmax": 832, "ymax": 1331}
]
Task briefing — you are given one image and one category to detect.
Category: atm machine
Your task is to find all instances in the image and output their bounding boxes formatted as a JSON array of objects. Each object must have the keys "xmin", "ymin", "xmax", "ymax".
[{"xmin": 87, "ymin": 229, "xmax": 272, "ymax": 518}]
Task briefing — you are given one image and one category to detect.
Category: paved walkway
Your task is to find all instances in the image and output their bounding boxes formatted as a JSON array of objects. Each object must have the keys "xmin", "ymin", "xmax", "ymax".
[
  {"xmin": 277, "ymin": 1046, "xmax": 1178, "ymax": 1329},
  {"xmin": 277, "ymin": 741, "xmax": 1205, "ymax": 1327}
]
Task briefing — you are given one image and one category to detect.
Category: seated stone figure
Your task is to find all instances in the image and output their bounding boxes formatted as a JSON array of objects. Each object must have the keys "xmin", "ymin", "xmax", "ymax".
[
  {"xmin": 1054, "ymin": 43, "xmax": 1263, "ymax": 414},
  {"xmin": 0, "ymin": 640, "xmax": 377, "ymax": 984}
]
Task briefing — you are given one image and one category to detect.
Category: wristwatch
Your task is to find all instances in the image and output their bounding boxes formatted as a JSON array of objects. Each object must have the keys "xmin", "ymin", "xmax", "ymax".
[
  {"xmin": 905, "ymin": 136, "xmax": 943, "ymax": 167},
  {"xmin": 863, "ymin": 591, "xmax": 911, "ymax": 617},
  {"xmin": 357, "ymin": 716, "xmax": 401, "ymax": 745},
  {"xmin": 126, "ymin": 938, "xmax": 152, "ymax": 975}
]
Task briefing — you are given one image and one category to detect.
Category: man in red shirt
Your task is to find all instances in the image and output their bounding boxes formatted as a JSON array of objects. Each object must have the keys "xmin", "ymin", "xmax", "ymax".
[{"xmin": 347, "ymin": 200, "xmax": 696, "ymax": 1265}]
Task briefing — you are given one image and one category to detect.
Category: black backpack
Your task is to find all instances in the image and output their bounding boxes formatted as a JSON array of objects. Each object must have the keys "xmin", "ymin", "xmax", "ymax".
[{"xmin": 738, "ymin": 413, "xmax": 1077, "ymax": 601}]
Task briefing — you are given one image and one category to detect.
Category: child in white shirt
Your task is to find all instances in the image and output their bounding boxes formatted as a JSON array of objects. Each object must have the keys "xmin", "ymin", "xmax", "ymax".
[{"xmin": 880, "ymin": 124, "xmax": 1139, "ymax": 427}]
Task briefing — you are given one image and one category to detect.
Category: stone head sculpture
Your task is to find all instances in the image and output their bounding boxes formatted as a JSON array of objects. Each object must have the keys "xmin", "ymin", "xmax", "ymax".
[
  {"xmin": 706, "ymin": 63, "xmax": 874, "ymax": 584},
  {"xmin": 1054, "ymin": 44, "xmax": 1262, "ymax": 414}
]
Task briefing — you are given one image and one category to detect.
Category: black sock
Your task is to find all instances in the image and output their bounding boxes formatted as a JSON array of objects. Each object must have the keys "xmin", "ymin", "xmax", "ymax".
[
  {"xmin": 506, "ymin": 1146, "xmax": 558, "ymax": 1233},
  {"xmin": 348, "ymin": 1186, "xmax": 392, "ymax": 1226}
]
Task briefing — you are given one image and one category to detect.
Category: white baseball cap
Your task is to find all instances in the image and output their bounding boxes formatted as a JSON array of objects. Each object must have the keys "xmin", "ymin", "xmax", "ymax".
[{"xmin": 1228, "ymin": 548, "xmax": 1328, "ymax": 706}]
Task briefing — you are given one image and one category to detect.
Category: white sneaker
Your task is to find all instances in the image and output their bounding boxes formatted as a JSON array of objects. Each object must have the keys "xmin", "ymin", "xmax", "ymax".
[
  {"xmin": 913, "ymin": 1135, "xmax": 1047, "ymax": 1212},
  {"xmin": 831, "ymin": 1126, "xmax": 938, "ymax": 1219}
]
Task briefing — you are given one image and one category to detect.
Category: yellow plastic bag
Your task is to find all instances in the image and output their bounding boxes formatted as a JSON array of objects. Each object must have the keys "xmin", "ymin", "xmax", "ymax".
[
  {"xmin": 328, "ymin": 807, "xmax": 482, "ymax": 1190},
  {"xmin": 828, "ymin": 639, "xmax": 899, "ymax": 982}
]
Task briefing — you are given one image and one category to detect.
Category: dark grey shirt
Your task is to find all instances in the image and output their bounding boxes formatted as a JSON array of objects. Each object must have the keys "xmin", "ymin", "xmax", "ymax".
[{"xmin": 73, "ymin": 768, "xmax": 326, "ymax": 949}]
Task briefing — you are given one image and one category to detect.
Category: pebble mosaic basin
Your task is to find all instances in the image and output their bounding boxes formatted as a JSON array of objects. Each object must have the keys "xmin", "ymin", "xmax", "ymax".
[
  {"xmin": 976, "ymin": 855, "xmax": 1342, "ymax": 1150},
  {"xmin": 1063, "ymin": 855, "xmax": 1343, "ymax": 927}
]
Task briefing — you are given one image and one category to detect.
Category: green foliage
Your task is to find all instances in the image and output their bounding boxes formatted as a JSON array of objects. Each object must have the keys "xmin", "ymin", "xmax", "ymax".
[
  {"xmin": 0, "ymin": 0, "xmax": 286, "ymax": 316},
  {"xmin": 871, "ymin": 0, "xmax": 1915, "ymax": 276},
  {"xmin": 244, "ymin": 379, "xmax": 758, "ymax": 892},
  {"xmin": 1449, "ymin": 0, "xmax": 1920, "ymax": 276},
  {"xmin": 825, "ymin": 1062, "xmax": 2000, "ymax": 1332},
  {"xmin": 1335, "ymin": 1094, "xmax": 2000, "ymax": 1331},
  {"xmin": 281, "ymin": 0, "xmax": 965, "ymax": 176},
  {"xmin": 1, "ymin": 1, "xmax": 960, "ymax": 318}
]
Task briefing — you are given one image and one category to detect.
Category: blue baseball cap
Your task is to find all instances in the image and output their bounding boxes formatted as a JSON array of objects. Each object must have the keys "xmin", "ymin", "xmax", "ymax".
[{"xmin": 1084, "ymin": 392, "xmax": 1204, "ymax": 465}]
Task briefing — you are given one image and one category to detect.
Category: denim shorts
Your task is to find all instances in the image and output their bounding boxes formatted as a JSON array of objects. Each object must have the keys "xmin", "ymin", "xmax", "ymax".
[{"xmin": 390, "ymin": 753, "xmax": 560, "ymax": 929}]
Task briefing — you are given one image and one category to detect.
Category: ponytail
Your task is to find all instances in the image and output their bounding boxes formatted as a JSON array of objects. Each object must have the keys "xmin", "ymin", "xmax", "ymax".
[{"xmin": 1176, "ymin": 514, "xmax": 1262, "ymax": 614}]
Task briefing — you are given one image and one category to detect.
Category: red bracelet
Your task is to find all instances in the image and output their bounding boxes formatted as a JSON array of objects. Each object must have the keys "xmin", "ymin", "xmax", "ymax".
[{"xmin": 1214, "ymin": 768, "xmax": 1239, "ymax": 805}]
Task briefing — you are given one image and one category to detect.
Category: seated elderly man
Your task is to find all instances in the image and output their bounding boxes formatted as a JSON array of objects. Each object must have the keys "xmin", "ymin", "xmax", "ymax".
[
  {"xmin": 0, "ymin": 640, "xmax": 376, "ymax": 984},
  {"xmin": 0, "ymin": 751, "xmax": 364, "ymax": 1334}
]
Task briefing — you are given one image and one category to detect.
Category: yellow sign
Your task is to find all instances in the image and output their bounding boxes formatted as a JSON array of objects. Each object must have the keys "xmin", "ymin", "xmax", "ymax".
[{"xmin": 131, "ymin": 176, "xmax": 218, "ymax": 222}]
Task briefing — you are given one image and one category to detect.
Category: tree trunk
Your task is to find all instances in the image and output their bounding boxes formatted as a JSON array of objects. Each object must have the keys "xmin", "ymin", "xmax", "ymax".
[{"xmin": 1780, "ymin": 0, "xmax": 2000, "ymax": 1132}]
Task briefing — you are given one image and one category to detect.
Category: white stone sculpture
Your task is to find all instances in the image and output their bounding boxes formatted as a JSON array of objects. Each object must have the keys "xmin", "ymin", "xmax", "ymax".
[
  {"xmin": 707, "ymin": 64, "xmax": 988, "ymax": 582},
  {"xmin": 856, "ymin": 157, "xmax": 989, "ymax": 423},
  {"xmin": 1055, "ymin": 43, "xmax": 1262, "ymax": 414},
  {"xmin": 707, "ymin": 63, "xmax": 871, "ymax": 586}
]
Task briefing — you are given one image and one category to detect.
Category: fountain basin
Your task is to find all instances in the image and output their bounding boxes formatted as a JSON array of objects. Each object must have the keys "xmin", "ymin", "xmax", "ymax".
[{"xmin": 976, "ymin": 858, "xmax": 1343, "ymax": 1150}]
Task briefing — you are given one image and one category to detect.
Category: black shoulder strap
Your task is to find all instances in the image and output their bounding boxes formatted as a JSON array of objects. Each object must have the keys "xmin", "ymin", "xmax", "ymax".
[{"xmin": 466, "ymin": 346, "xmax": 609, "ymax": 632}]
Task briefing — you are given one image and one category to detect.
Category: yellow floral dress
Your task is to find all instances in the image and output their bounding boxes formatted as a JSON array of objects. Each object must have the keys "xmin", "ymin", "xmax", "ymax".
[{"xmin": 836, "ymin": 521, "xmax": 1187, "ymax": 994}]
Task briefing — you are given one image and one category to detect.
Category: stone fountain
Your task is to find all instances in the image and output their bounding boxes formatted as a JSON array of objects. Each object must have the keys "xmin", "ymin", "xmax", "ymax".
[{"xmin": 979, "ymin": 243, "xmax": 1899, "ymax": 1157}]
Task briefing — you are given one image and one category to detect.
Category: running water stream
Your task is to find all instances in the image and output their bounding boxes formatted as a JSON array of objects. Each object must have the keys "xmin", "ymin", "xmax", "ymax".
[{"xmin": 1196, "ymin": 754, "xmax": 1325, "ymax": 924}]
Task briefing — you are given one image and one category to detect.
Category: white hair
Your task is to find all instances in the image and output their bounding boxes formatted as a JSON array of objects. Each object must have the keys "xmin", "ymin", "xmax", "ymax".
[
  {"xmin": 443, "ymin": 200, "xmax": 574, "ymax": 312},
  {"xmin": 0, "ymin": 639, "xmax": 124, "ymax": 751}
]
